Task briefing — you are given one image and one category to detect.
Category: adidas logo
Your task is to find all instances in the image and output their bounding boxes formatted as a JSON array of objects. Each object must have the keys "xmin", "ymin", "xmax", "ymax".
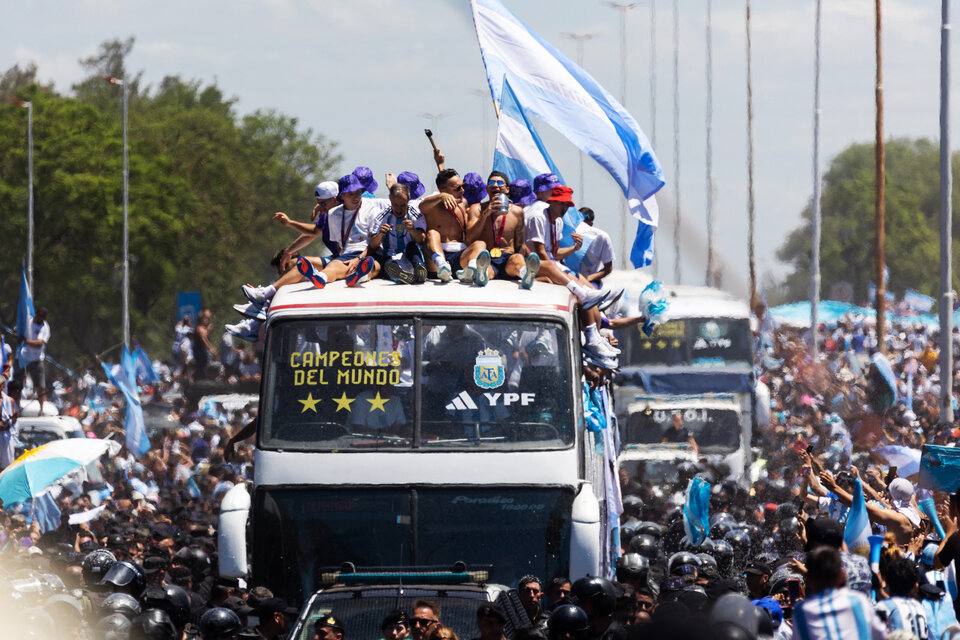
[{"xmin": 445, "ymin": 391, "xmax": 478, "ymax": 411}]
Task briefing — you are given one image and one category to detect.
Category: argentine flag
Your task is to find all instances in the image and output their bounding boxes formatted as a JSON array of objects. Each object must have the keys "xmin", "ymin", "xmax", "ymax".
[
  {"xmin": 134, "ymin": 345, "xmax": 161, "ymax": 385},
  {"xmin": 472, "ymin": 0, "xmax": 664, "ymax": 267},
  {"xmin": 844, "ymin": 477, "xmax": 872, "ymax": 556},
  {"xmin": 493, "ymin": 77, "xmax": 583, "ymax": 244},
  {"xmin": 683, "ymin": 477, "xmax": 711, "ymax": 546},
  {"xmin": 121, "ymin": 346, "xmax": 150, "ymax": 457}
]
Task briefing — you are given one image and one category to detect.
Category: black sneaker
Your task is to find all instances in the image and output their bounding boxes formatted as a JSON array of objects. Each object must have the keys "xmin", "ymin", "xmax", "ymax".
[
  {"xmin": 385, "ymin": 259, "xmax": 415, "ymax": 284},
  {"xmin": 413, "ymin": 262, "xmax": 428, "ymax": 284}
]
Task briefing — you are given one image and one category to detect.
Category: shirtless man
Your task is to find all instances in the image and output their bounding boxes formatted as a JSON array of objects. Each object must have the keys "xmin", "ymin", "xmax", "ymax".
[
  {"xmin": 417, "ymin": 168, "xmax": 493, "ymax": 286},
  {"xmin": 466, "ymin": 171, "xmax": 539, "ymax": 289}
]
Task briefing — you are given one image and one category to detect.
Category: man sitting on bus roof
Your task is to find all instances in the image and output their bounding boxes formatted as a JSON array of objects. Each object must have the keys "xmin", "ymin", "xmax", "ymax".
[
  {"xmin": 369, "ymin": 182, "xmax": 429, "ymax": 285},
  {"xmin": 417, "ymin": 169, "xmax": 493, "ymax": 286},
  {"xmin": 524, "ymin": 184, "xmax": 620, "ymax": 367},
  {"xmin": 466, "ymin": 171, "xmax": 540, "ymax": 289}
]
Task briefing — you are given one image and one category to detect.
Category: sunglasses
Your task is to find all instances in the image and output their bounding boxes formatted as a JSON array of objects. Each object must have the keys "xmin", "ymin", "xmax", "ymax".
[
  {"xmin": 411, "ymin": 618, "xmax": 437, "ymax": 627},
  {"xmin": 446, "ymin": 184, "xmax": 465, "ymax": 192},
  {"xmin": 487, "ymin": 179, "xmax": 506, "ymax": 186}
]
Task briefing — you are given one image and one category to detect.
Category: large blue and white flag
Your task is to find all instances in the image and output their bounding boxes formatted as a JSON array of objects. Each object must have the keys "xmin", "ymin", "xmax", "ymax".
[
  {"xmin": 134, "ymin": 345, "xmax": 161, "ymax": 385},
  {"xmin": 683, "ymin": 477, "xmax": 711, "ymax": 546},
  {"xmin": 472, "ymin": 0, "xmax": 664, "ymax": 266},
  {"xmin": 493, "ymin": 77, "xmax": 584, "ymax": 244},
  {"xmin": 844, "ymin": 477, "xmax": 872, "ymax": 556},
  {"xmin": 903, "ymin": 289, "xmax": 935, "ymax": 314}
]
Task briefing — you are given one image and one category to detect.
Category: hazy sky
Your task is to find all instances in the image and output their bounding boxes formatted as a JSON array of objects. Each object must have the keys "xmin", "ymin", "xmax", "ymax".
[{"xmin": 1, "ymin": 0, "xmax": 954, "ymax": 300}]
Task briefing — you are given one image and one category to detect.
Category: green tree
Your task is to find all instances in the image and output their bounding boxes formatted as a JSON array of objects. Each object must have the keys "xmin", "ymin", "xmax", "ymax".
[
  {"xmin": 777, "ymin": 138, "xmax": 958, "ymax": 306},
  {"xmin": 0, "ymin": 40, "xmax": 341, "ymax": 370}
]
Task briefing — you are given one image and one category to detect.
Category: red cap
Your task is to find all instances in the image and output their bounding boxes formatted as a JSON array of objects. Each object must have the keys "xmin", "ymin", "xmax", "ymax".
[{"xmin": 547, "ymin": 184, "xmax": 574, "ymax": 204}]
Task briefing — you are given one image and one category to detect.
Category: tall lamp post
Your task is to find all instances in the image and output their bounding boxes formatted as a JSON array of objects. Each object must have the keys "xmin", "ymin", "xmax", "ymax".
[
  {"xmin": 10, "ymin": 100, "xmax": 34, "ymax": 290},
  {"xmin": 103, "ymin": 76, "xmax": 130, "ymax": 349},
  {"xmin": 605, "ymin": 1, "xmax": 641, "ymax": 269}
]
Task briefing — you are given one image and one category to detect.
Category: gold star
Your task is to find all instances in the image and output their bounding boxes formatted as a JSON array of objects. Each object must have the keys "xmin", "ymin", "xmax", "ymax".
[
  {"xmin": 366, "ymin": 391, "xmax": 389, "ymax": 412},
  {"xmin": 642, "ymin": 341, "xmax": 652, "ymax": 350},
  {"xmin": 672, "ymin": 340, "xmax": 682, "ymax": 348},
  {"xmin": 298, "ymin": 393, "xmax": 321, "ymax": 413},
  {"xmin": 332, "ymin": 392, "xmax": 355, "ymax": 412},
  {"xmin": 656, "ymin": 340, "xmax": 667, "ymax": 349}
]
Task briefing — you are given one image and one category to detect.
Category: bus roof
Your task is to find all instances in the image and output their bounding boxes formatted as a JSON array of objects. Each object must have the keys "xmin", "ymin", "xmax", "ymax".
[
  {"xmin": 603, "ymin": 270, "xmax": 750, "ymax": 321},
  {"xmin": 267, "ymin": 279, "xmax": 578, "ymax": 319}
]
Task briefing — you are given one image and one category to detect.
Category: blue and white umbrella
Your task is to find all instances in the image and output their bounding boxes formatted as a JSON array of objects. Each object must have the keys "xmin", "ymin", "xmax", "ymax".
[{"xmin": 0, "ymin": 438, "xmax": 120, "ymax": 506}]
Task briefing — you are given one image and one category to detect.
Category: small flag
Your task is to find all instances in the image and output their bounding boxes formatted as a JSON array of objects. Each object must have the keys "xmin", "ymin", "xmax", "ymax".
[
  {"xmin": 683, "ymin": 477, "xmax": 711, "ymax": 546},
  {"xmin": 844, "ymin": 478, "xmax": 872, "ymax": 556},
  {"xmin": 134, "ymin": 345, "xmax": 160, "ymax": 384}
]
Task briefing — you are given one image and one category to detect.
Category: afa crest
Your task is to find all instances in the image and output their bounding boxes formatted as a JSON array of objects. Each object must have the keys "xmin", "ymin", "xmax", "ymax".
[{"xmin": 473, "ymin": 348, "xmax": 504, "ymax": 389}]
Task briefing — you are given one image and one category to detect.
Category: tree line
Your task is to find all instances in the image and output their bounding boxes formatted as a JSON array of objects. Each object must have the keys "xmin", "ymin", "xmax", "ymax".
[{"xmin": 0, "ymin": 39, "xmax": 341, "ymax": 371}]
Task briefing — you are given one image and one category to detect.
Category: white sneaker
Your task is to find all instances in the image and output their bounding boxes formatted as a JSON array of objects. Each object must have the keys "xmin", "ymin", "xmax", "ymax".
[
  {"xmin": 460, "ymin": 264, "xmax": 476, "ymax": 284},
  {"xmin": 576, "ymin": 286, "xmax": 608, "ymax": 310},
  {"xmin": 437, "ymin": 263, "xmax": 452, "ymax": 282},
  {"xmin": 241, "ymin": 284, "xmax": 269, "ymax": 308},
  {"xmin": 233, "ymin": 302, "xmax": 267, "ymax": 321},
  {"xmin": 226, "ymin": 318, "xmax": 262, "ymax": 342},
  {"xmin": 582, "ymin": 345, "xmax": 618, "ymax": 370},
  {"xmin": 588, "ymin": 335, "xmax": 621, "ymax": 357},
  {"xmin": 599, "ymin": 288, "xmax": 625, "ymax": 312}
]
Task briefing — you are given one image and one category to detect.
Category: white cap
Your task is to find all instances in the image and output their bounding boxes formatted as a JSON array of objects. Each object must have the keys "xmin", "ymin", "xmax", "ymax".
[{"xmin": 315, "ymin": 181, "xmax": 338, "ymax": 200}]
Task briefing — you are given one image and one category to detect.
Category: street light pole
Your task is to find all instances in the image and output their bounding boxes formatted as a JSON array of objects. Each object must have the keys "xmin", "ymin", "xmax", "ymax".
[
  {"xmin": 562, "ymin": 32, "xmax": 598, "ymax": 200},
  {"xmin": 940, "ymin": 0, "xmax": 954, "ymax": 424},
  {"xmin": 605, "ymin": 1, "xmax": 640, "ymax": 269},
  {"xmin": 16, "ymin": 100, "xmax": 34, "ymax": 291},
  {"xmin": 104, "ymin": 76, "xmax": 130, "ymax": 349}
]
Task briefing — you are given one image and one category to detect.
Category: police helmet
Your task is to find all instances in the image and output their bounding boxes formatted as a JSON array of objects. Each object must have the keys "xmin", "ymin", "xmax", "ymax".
[
  {"xmin": 709, "ymin": 520, "xmax": 733, "ymax": 540},
  {"xmin": 724, "ymin": 530, "xmax": 751, "ymax": 560},
  {"xmin": 173, "ymin": 546, "xmax": 211, "ymax": 579},
  {"xmin": 696, "ymin": 553, "xmax": 718, "ymax": 571},
  {"xmin": 712, "ymin": 539, "xmax": 734, "ymax": 575},
  {"xmin": 99, "ymin": 560, "xmax": 147, "ymax": 597},
  {"xmin": 620, "ymin": 518, "xmax": 641, "ymax": 541},
  {"xmin": 130, "ymin": 608, "xmax": 178, "ymax": 640},
  {"xmin": 96, "ymin": 613, "xmax": 132, "ymax": 640},
  {"xmin": 140, "ymin": 583, "xmax": 191, "ymax": 629},
  {"xmin": 199, "ymin": 607, "xmax": 242, "ymax": 640},
  {"xmin": 622, "ymin": 495, "xmax": 644, "ymax": 517},
  {"xmin": 615, "ymin": 553, "xmax": 649, "ymax": 581},
  {"xmin": 663, "ymin": 519, "xmax": 687, "ymax": 555},
  {"xmin": 637, "ymin": 521, "xmax": 662, "ymax": 540},
  {"xmin": 102, "ymin": 592, "xmax": 143, "ymax": 619},
  {"xmin": 82, "ymin": 549, "xmax": 118, "ymax": 588},
  {"xmin": 570, "ymin": 576, "xmax": 618, "ymax": 618},
  {"xmin": 667, "ymin": 552, "xmax": 700, "ymax": 576},
  {"xmin": 547, "ymin": 604, "xmax": 590, "ymax": 640},
  {"xmin": 629, "ymin": 534, "xmax": 659, "ymax": 560}
]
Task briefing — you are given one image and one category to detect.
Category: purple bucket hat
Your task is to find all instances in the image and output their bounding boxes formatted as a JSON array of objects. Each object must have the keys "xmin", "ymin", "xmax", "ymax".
[
  {"xmin": 509, "ymin": 178, "xmax": 536, "ymax": 206},
  {"xmin": 352, "ymin": 166, "xmax": 378, "ymax": 194},
  {"xmin": 533, "ymin": 172, "xmax": 561, "ymax": 193},
  {"xmin": 396, "ymin": 171, "xmax": 426, "ymax": 199},
  {"xmin": 338, "ymin": 173, "xmax": 364, "ymax": 196},
  {"xmin": 462, "ymin": 172, "xmax": 486, "ymax": 205}
]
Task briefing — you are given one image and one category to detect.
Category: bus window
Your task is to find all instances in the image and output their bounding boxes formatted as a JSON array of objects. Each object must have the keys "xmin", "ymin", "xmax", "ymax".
[
  {"xmin": 261, "ymin": 320, "xmax": 416, "ymax": 449},
  {"xmin": 621, "ymin": 317, "xmax": 753, "ymax": 368},
  {"xmin": 420, "ymin": 320, "xmax": 572, "ymax": 448},
  {"xmin": 623, "ymin": 408, "xmax": 741, "ymax": 453},
  {"xmin": 260, "ymin": 318, "xmax": 574, "ymax": 451}
]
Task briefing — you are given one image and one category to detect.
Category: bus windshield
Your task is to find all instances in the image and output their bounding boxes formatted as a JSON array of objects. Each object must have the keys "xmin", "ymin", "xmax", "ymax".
[
  {"xmin": 621, "ymin": 317, "xmax": 752, "ymax": 368},
  {"xmin": 260, "ymin": 318, "xmax": 573, "ymax": 450},
  {"xmin": 253, "ymin": 486, "xmax": 574, "ymax": 604},
  {"xmin": 622, "ymin": 407, "xmax": 741, "ymax": 453}
]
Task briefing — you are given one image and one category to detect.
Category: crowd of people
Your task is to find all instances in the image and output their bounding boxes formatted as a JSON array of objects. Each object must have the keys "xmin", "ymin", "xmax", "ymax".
[{"xmin": 2, "ymin": 152, "xmax": 960, "ymax": 639}]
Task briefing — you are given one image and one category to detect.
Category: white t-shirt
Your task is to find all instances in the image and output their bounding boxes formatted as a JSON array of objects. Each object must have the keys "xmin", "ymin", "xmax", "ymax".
[
  {"xmin": 524, "ymin": 202, "xmax": 561, "ymax": 259},
  {"xmin": 0, "ymin": 392, "xmax": 19, "ymax": 469},
  {"xmin": 575, "ymin": 221, "xmax": 615, "ymax": 276},
  {"xmin": 327, "ymin": 199, "xmax": 389, "ymax": 255},
  {"xmin": 19, "ymin": 320, "xmax": 50, "ymax": 363}
]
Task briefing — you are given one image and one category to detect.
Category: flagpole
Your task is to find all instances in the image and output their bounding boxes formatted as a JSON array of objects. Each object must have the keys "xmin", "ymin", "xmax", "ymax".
[
  {"xmin": 939, "ymin": 0, "xmax": 954, "ymax": 424},
  {"xmin": 745, "ymin": 0, "xmax": 757, "ymax": 309},
  {"xmin": 874, "ymin": 0, "xmax": 887, "ymax": 355},
  {"xmin": 672, "ymin": 0, "xmax": 682, "ymax": 284},
  {"xmin": 811, "ymin": 0, "xmax": 823, "ymax": 355},
  {"xmin": 121, "ymin": 79, "xmax": 130, "ymax": 350},
  {"xmin": 705, "ymin": 0, "xmax": 717, "ymax": 287},
  {"xmin": 26, "ymin": 101, "xmax": 33, "ymax": 292}
]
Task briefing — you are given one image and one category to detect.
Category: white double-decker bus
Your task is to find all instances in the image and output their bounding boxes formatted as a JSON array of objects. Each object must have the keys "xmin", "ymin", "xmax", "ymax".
[{"xmin": 220, "ymin": 279, "xmax": 615, "ymax": 606}]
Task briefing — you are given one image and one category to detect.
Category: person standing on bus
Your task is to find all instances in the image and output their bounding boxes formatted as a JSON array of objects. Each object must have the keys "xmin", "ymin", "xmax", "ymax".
[
  {"xmin": 661, "ymin": 411, "xmax": 699, "ymax": 456},
  {"xmin": 418, "ymin": 169, "xmax": 493, "ymax": 285},
  {"xmin": 466, "ymin": 171, "xmax": 539, "ymax": 289}
]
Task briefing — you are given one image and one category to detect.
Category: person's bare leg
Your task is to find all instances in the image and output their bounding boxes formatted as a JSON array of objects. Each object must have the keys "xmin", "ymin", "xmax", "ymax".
[
  {"xmin": 322, "ymin": 259, "xmax": 357, "ymax": 284},
  {"xmin": 505, "ymin": 253, "xmax": 525, "ymax": 278}
]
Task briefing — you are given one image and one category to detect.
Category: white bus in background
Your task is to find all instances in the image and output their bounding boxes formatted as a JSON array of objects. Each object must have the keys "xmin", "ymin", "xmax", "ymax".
[
  {"xmin": 219, "ymin": 279, "xmax": 617, "ymax": 607},
  {"xmin": 602, "ymin": 270, "xmax": 763, "ymax": 483}
]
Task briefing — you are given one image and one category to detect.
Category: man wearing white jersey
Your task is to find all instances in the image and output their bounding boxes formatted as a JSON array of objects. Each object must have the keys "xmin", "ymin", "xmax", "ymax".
[{"xmin": 574, "ymin": 207, "xmax": 614, "ymax": 285}]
